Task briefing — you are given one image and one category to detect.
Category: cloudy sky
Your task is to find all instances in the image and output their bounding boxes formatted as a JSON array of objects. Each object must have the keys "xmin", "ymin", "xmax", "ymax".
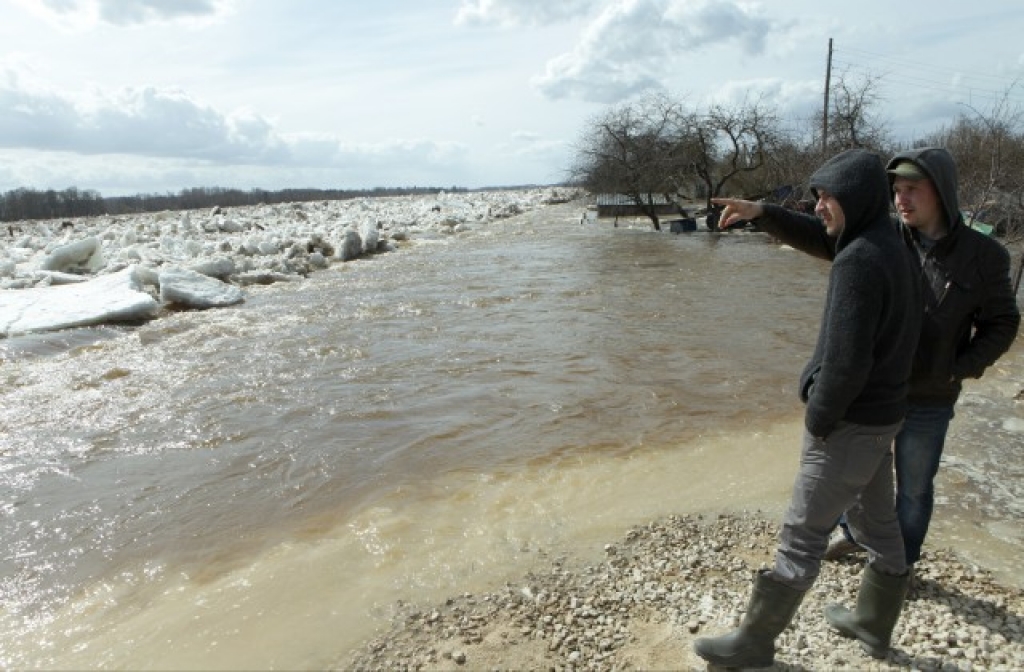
[{"xmin": 1, "ymin": 0, "xmax": 1022, "ymax": 196}]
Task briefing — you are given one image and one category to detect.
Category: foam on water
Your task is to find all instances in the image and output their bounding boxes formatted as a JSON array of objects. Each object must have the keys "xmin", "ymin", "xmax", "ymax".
[{"xmin": 1, "ymin": 202, "xmax": 1021, "ymax": 668}]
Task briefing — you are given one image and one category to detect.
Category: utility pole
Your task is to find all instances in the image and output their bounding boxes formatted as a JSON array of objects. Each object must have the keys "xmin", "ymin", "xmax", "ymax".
[{"xmin": 822, "ymin": 38, "xmax": 833, "ymax": 156}]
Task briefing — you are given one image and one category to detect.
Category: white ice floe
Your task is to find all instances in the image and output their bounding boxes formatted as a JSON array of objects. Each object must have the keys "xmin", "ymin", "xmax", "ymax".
[
  {"xmin": 0, "ymin": 266, "xmax": 159, "ymax": 337},
  {"xmin": 0, "ymin": 187, "xmax": 580, "ymax": 336},
  {"xmin": 41, "ymin": 236, "xmax": 104, "ymax": 273},
  {"xmin": 158, "ymin": 267, "xmax": 245, "ymax": 309}
]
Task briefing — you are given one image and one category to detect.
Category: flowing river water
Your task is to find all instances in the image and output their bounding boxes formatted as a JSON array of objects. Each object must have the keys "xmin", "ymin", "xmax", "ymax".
[{"xmin": 1, "ymin": 201, "xmax": 1022, "ymax": 669}]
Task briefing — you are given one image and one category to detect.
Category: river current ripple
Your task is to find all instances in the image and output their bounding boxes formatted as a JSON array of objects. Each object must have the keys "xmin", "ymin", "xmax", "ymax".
[{"xmin": 1, "ymin": 201, "xmax": 1021, "ymax": 669}]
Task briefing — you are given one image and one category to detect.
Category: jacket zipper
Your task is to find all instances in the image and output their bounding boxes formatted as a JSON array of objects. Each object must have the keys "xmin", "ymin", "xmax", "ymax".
[
  {"xmin": 936, "ymin": 279, "xmax": 952, "ymax": 307},
  {"xmin": 921, "ymin": 247, "xmax": 952, "ymax": 313}
]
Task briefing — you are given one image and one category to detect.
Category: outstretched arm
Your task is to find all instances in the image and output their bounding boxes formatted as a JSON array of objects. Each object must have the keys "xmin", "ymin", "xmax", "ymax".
[
  {"xmin": 712, "ymin": 197, "xmax": 836, "ymax": 261},
  {"xmin": 711, "ymin": 197, "xmax": 764, "ymax": 229}
]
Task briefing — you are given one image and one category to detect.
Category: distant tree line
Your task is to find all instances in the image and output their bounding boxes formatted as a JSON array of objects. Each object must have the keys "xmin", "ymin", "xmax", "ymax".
[{"xmin": 0, "ymin": 185, "xmax": 474, "ymax": 223}]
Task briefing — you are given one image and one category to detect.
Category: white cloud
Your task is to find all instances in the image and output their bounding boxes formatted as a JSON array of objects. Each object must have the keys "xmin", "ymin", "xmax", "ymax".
[
  {"xmin": 889, "ymin": 97, "xmax": 966, "ymax": 139},
  {"xmin": 85, "ymin": 88, "xmax": 285, "ymax": 162},
  {"xmin": 505, "ymin": 138, "xmax": 569, "ymax": 163},
  {"xmin": 708, "ymin": 78, "xmax": 823, "ymax": 118},
  {"xmin": 0, "ymin": 77, "xmax": 285, "ymax": 162},
  {"xmin": 0, "ymin": 70, "xmax": 477, "ymax": 193},
  {"xmin": 95, "ymin": 0, "xmax": 231, "ymax": 26},
  {"xmin": 15, "ymin": 0, "xmax": 234, "ymax": 28},
  {"xmin": 455, "ymin": 0, "xmax": 594, "ymax": 27},
  {"xmin": 2, "ymin": 0, "xmax": 1021, "ymax": 196},
  {"xmin": 321, "ymin": 138, "xmax": 468, "ymax": 168},
  {"xmin": 531, "ymin": 0, "xmax": 775, "ymax": 103},
  {"xmin": 0, "ymin": 136, "xmax": 474, "ymax": 195},
  {"xmin": 511, "ymin": 130, "xmax": 542, "ymax": 142}
]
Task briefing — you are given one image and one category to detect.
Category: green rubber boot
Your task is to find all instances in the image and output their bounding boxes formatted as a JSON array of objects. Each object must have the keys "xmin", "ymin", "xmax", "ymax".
[
  {"xmin": 825, "ymin": 563, "xmax": 911, "ymax": 659},
  {"xmin": 693, "ymin": 570, "xmax": 806, "ymax": 668}
]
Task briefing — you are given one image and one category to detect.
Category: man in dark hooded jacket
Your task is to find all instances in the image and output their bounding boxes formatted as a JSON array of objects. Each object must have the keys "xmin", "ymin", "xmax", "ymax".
[
  {"xmin": 692, "ymin": 148, "xmax": 922, "ymax": 667},
  {"xmin": 826, "ymin": 147, "xmax": 1020, "ymax": 564}
]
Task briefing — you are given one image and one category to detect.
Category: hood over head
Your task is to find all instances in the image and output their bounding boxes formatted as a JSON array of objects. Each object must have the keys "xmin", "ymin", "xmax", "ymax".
[
  {"xmin": 886, "ymin": 146, "xmax": 962, "ymax": 231},
  {"xmin": 808, "ymin": 148, "xmax": 891, "ymax": 249}
]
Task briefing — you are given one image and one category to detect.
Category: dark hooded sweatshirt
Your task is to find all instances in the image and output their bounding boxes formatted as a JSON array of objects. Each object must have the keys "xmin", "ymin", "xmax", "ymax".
[
  {"xmin": 886, "ymin": 147, "xmax": 1020, "ymax": 406},
  {"xmin": 750, "ymin": 149, "xmax": 922, "ymax": 439}
]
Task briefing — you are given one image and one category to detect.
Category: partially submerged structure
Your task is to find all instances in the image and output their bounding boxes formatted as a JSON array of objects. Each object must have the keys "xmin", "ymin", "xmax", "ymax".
[{"xmin": 595, "ymin": 193, "xmax": 680, "ymax": 219}]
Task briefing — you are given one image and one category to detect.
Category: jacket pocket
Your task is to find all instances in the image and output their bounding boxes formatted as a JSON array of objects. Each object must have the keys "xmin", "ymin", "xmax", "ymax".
[{"xmin": 799, "ymin": 365, "xmax": 820, "ymax": 403}]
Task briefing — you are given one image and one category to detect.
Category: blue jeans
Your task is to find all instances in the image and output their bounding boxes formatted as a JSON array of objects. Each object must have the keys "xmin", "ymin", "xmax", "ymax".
[{"xmin": 838, "ymin": 404, "xmax": 955, "ymax": 564}]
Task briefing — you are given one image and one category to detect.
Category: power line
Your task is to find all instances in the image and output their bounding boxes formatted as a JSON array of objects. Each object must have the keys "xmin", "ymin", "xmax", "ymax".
[
  {"xmin": 818, "ymin": 40, "xmax": 1024, "ymax": 145},
  {"xmin": 831, "ymin": 61, "xmax": 1024, "ymax": 105},
  {"xmin": 836, "ymin": 46, "xmax": 1022, "ymax": 88},
  {"xmin": 833, "ymin": 58, "xmax": 1024, "ymax": 98},
  {"xmin": 828, "ymin": 49, "xmax": 1024, "ymax": 108}
]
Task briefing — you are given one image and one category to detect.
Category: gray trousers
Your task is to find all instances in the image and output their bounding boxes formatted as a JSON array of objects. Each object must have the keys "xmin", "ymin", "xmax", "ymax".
[{"xmin": 771, "ymin": 421, "xmax": 907, "ymax": 591}]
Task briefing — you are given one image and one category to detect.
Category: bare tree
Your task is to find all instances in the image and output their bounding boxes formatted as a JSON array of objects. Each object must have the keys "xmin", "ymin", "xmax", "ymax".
[
  {"xmin": 824, "ymin": 69, "xmax": 891, "ymax": 154},
  {"xmin": 927, "ymin": 81, "xmax": 1024, "ymax": 292},
  {"xmin": 569, "ymin": 93, "xmax": 786, "ymax": 229},
  {"xmin": 688, "ymin": 96, "xmax": 786, "ymax": 211},
  {"xmin": 762, "ymin": 115, "xmax": 824, "ymax": 206},
  {"xmin": 568, "ymin": 93, "xmax": 692, "ymax": 230}
]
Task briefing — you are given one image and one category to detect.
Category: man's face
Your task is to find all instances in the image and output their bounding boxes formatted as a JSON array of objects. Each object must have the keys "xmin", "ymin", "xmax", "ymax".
[
  {"xmin": 893, "ymin": 176, "xmax": 943, "ymax": 233},
  {"xmin": 815, "ymin": 189, "xmax": 845, "ymax": 236}
]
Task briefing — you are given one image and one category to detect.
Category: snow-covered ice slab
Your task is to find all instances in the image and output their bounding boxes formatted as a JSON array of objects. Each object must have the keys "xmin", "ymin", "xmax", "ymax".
[{"xmin": 0, "ymin": 266, "xmax": 159, "ymax": 337}]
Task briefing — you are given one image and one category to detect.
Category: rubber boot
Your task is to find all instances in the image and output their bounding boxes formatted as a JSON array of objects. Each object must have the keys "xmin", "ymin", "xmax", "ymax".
[
  {"xmin": 824, "ymin": 563, "xmax": 910, "ymax": 659},
  {"xmin": 693, "ymin": 570, "xmax": 806, "ymax": 668}
]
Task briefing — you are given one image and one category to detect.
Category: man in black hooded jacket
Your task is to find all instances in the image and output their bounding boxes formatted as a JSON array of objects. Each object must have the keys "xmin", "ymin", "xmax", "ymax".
[
  {"xmin": 692, "ymin": 148, "xmax": 922, "ymax": 667},
  {"xmin": 827, "ymin": 147, "xmax": 1021, "ymax": 566}
]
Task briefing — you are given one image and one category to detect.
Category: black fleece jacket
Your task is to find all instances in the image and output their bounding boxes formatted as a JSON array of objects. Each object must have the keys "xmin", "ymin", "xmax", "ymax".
[
  {"xmin": 752, "ymin": 149, "xmax": 922, "ymax": 438},
  {"xmin": 886, "ymin": 147, "xmax": 1020, "ymax": 405}
]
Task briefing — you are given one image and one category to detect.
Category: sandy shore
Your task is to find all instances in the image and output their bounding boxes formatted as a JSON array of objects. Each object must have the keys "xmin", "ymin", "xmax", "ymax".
[{"xmin": 342, "ymin": 513, "xmax": 1024, "ymax": 671}]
